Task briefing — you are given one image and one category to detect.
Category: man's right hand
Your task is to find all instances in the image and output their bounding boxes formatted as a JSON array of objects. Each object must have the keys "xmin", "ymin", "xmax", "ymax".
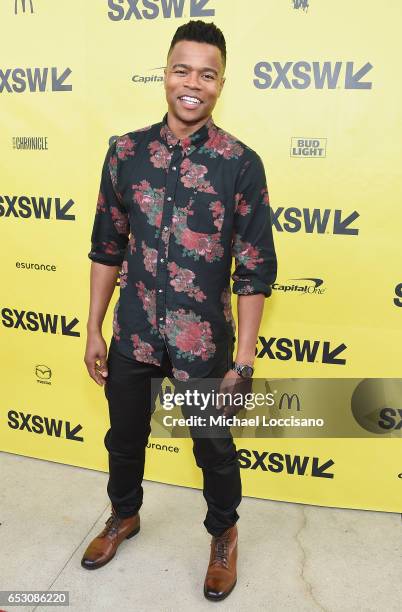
[{"xmin": 84, "ymin": 332, "xmax": 108, "ymax": 386}]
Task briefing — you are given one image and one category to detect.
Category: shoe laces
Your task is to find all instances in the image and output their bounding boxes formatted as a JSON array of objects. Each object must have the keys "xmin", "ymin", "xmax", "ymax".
[
  {"xmin": 212, "ymin": 531, "xmax": 230, "ymax": 568},
  {"xmin": 100, "ymin": 513, "xmax": 121, "ymax": 539}
]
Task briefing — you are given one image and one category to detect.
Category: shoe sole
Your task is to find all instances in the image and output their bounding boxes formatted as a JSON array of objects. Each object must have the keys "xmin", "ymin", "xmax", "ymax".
[
  {"xmin": 203, "ymin": 578, "xmax": 237, "ymax": 601},
  {"xmin": 81, "ymin": 524, "xmax": 140, "ymax": 570}
]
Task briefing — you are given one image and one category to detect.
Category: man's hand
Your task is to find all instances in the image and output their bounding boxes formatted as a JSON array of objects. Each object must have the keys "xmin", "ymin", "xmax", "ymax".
[
  {"xmin": 217, "ymin": 369, "xmax": 252, "ymax": 417},
  {"xmin": 84, "ymin": 331, "xmax": 108, "ymax": 386}
]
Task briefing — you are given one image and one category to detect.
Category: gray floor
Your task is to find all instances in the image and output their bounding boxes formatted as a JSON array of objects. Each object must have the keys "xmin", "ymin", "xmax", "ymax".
[{"xmin": 0, "ymin": 451, "xmax": 401, "ymax": 612}]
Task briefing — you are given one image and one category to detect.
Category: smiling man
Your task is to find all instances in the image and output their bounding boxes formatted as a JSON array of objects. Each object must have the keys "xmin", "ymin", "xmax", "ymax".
[{"xmin": 82, "ymin": 20, "xmax": 277, "ymax": 601}]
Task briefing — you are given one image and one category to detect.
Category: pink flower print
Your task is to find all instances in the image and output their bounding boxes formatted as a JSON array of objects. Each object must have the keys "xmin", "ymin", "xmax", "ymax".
[
  {"xmin": 119, "ymin": 260, "xmax": 128, "ymax": 289},
  {"xmin": 132, "ymin": 180, "xmax": 164, "ymax": 229},
  {"xmin": 110, "ymin": 206, "xmax": 129, "ymax": 235},
  {"xmin": 108, "ymin": 155, "xmax": 118, "ymax": 188},
  {"xmin": 131, "ymin": 334, "xmax": 160, "ymax": 366},
  {"xmin": 172, "ymin": 368, "xmax": 190, "ymax": 381},
  {"xmin": 97, "ymin": 191, "xmax": 106, "ymax": 213},
  {"xmin": 167, "ymin": 261, "xmax": 206, "ymax": 302},
  {"xmin": 233, "ymin": 236, "xmax": 264, "ymax": 270},
  {"xmin": 112, "ymin": 302, "xmax": 121, "ymax": 342},
  {"xmin": 180, "ymin": 158, "xmax": 216, "ymax": 193},
  {"xmin": 234, "ymin": 193, "xmax": 251, "ymax": 216},
  {"xmin": 209, "ymin": 200, "xmax": 225, "ymax": 230},
  {"xmin": 201, "ymin": 128, "xmax": 244, "ymax": 160},
  {"xmin": 102, "ymin": 241, "xmax": 119, "ymax": 255},
  {"xmin": 115, "ymin": 135, "xmax": 135, "ymax": 160},
  {"xmin": 136, "ymin": 281, "xmax": 156, "ymax": 328},
  {"xmin": 142, "ymin": 241, "xmax": 158, "ymax": 277},
  {"xmin": 148, "ymin": 140, "xmax": 171, "ymax": 169},
  {"xmin": 129, "ymin": 234, "xmax": 136, "ymax": 254}
]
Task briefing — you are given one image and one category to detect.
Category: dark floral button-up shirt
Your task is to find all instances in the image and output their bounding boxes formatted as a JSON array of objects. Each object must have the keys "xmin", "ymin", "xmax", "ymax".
[{"xmin": 88, "ymin": 114, "xmax": 277, "ymax": 380}]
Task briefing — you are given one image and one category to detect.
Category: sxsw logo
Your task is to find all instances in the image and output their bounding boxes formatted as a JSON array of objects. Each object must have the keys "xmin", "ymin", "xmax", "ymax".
[
  {"xmin": 378, "ymin": 409, "xmax": 402, "ymax": 432},
  {"xmin": 256, "ymin": 336, "xmax": 347, "ymax": 365},
  {"xmin": 237, "ymin": 449, "xmax": 335, "ymax": 478},
  {"xmin": 14, "ymin": 0, "xmax": 34, "ymax": 13},
  {"xmin": 0, "ymin": 68, "xmax": 72, "ymax": 93},
  {"xmin": 254, "ymin": 61, "xmax": 373, "ymax": 90},
  {"xmin": 108, "ymin": 0, "xmax": 215, "ymax": 20},
  {"xmin": 1, "ymin": 308, "xmax": 80, "ymax": 337},
  {"xmin": 8, "ymin": 410, "xmax": 83, "ymax": 442},
  {"xmin": 394, "ymin": 283, "xmax": 402, "ymax": 307},
  {"xmin": 0, "ymin": 196, "xmax": 75, "ymax": 220},
  {"xmin": 291, "ymin": 138, "xmax": 326, "ymax": 158},
  {"xmin": 271, "ymin": 207, "xmax": 359, "ymax": 235}
]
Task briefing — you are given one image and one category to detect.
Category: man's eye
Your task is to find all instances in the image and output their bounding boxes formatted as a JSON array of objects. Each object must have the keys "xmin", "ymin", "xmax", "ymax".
[
  {"xmin": 203, "ymin": 74, "xmax": 215, "ymax": 80},
  {"xmin": 174, "ymin": 70, "xmax": 186, "ymax": 75}
]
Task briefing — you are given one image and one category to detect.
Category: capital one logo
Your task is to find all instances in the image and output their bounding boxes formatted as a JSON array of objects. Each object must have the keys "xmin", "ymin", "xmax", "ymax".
[
  {"xmin": 14, "ymin": 0, "xmax": 34, "ymax": 13},
  {"xmin": 108, "ymin": 0, "xmax": 214, "ymax": 20},
  {"xmin": 254, "ymin": 61, "xmax": 373, "ymax": 90}
]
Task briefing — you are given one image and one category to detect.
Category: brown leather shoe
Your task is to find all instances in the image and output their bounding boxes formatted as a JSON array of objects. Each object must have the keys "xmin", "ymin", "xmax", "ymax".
[
  {"xmin": 204, "ymin": 525, "xmax": 238, "ymax": 601},
  {"xmin": 81, "ymin": 506, "xmax": 140, "ymax": 570}
]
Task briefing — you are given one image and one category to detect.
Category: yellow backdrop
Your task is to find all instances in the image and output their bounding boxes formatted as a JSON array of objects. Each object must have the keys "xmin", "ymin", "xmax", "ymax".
[{"xmin": 1, "ymin": 0, "xmax": 401, "ymax": 512}]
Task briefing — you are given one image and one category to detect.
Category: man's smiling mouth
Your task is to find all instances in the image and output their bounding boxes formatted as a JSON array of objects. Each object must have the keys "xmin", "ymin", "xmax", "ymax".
[{"xmin": 178, "ymin": 95, "xmax": 202, "ymax": 105}]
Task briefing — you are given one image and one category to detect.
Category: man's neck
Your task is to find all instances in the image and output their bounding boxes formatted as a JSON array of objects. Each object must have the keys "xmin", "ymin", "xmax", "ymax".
[{"xmin": 166, "ymin": 111, "xmax": 211, "ymax": 140}]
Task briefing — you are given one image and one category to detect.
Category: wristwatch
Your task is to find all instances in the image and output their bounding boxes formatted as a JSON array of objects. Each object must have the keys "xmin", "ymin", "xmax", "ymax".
[{"xmin": 231, "ymin": 362, "xmax": 254, "ymax": 378}]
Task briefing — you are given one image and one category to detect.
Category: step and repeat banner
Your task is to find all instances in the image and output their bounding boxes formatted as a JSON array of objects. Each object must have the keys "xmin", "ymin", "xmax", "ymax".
[{"xmin": 1, "ymin": 1, "xmax": 401, "ymax": 512}]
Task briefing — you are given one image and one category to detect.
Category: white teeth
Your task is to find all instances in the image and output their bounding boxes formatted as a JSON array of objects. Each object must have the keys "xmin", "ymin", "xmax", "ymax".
[{"xmin": 180, "ymin": 96, "xmax": 201, "ymax": 105}]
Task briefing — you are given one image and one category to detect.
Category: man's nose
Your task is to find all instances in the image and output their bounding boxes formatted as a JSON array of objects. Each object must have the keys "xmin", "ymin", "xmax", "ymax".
[{"xmin": 184, "ymin": 71, "xmax": 201, "ymax": 89}]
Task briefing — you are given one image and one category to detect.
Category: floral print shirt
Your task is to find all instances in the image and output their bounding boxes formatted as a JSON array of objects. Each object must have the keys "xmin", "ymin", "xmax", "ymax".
[{"xmin": 88, "ymin": 114, "xmax": 277, "ymax": 380}]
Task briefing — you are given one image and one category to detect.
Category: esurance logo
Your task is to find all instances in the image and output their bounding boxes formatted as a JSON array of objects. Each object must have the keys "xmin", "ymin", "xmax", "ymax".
[
  {"xmin": 108, "ymin": 0, "xmax": 214, "ymax": 20},
  {"xmin": 254, "ymin": 61, "xmax": 373, "ymax": 90},
  {"xmin": 0, "ymin": 196, "xmax": 75, "ymax": 220},
  {"xmin": 0, "ymin": 68, "xmax": 72, "ymax": 93},
  {"xmin": 271, "ymin": 207, "xmax": 359, "ymax": 235},
  {"xmin": 257, "ymin": 336, "xmax": 347, "ymax": 365},
  {"xmin": 1, "ymin": 308, "xmax": 80, "ymax": 337}
]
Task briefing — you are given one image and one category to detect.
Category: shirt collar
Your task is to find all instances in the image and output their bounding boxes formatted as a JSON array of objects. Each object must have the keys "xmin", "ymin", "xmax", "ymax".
[{"xmin": 160, "ymin": 113, "xmax": 216, "ymax": 156}]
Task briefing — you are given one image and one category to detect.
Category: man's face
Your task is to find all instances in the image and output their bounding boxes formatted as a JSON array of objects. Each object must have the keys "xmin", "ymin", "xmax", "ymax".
[{"xmin": 164, "ymin": 40, "xmax": 225, "ymax": 127}]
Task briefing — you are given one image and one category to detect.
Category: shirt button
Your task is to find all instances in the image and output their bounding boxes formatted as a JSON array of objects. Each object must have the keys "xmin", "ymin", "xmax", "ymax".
[
  {"xmin": 172, "ymin": 166, "xmax": 177, "ymax": 171},
  {"xmin": 167, "ymin": 196, "xmax": 172, "ymax": 201},
  {"xmin": 158, "ymin": 289, "xmax": 163, "ymax": 293},
  {"xmin": 159, "ymin": 316, "xmax": 164, "ymax": 321},
  {"xmin": 160, "ymin": 258, "xmax": 164, "ymax": 262},
  {"xmin": 163, "ymin": 225, "xmax": 169, "ymax": 231}
]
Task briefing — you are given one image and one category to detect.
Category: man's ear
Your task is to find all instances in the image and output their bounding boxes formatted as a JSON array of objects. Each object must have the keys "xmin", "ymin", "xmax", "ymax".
[{"xmin": 219, "ymin": 76, "xmax": 226, "ymax": 96}]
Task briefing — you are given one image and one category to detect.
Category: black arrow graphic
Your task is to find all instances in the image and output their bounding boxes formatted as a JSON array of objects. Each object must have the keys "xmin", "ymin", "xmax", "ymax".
[
  {"xmin": 333, "ymin": 210, "xmax": 359, "ymax": 235},
  {"xmin": 322, "ymin": 342, "xmax": 347, "ymax": 365},
  {"xmin": 55, "ymin": 198, "xmax": 75, "ymax": 221},
  {"xmin": 191, "ymin": 0, "xmax": 215, "ymax": 17},
  {"xmin": 345, "ymin": 62, "xmax": 373, "ymax": 90},
  {"xmin": 311, "ymin": 457, "xmax": 334, "ymax": 478},
  {"xmin": 52, "ymin": 67, "xmax": 72, "ymax": 92},
  {"xmin": 65, "ymin": 422, "xmax": 83, "ymax": 442},
  {"xmin": 61, "ymin": 316, "xmax": 80, "ymax": 337}
]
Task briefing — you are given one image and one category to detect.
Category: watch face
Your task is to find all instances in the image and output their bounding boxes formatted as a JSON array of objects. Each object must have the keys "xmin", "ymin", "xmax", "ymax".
[{"xmin": 240, "ymin": 365, "xmax": 253, "ymax": 378}]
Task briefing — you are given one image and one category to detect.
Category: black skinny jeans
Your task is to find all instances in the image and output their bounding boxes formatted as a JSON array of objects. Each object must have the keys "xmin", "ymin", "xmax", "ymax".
[{"xmin": 103, "ymin": 335, "xmax": 242, "ymax": 537}]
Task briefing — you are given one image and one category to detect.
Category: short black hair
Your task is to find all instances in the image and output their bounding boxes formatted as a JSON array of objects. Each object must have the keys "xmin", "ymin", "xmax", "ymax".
[{"xmin": 168, "ymin": 20, "xmax": 226, "ymax": 67}]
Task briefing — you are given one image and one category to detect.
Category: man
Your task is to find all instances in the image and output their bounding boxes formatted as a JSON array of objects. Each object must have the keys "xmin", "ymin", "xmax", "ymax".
[{"xmin": 82, "ymin": 20, "xmax": 277, "ymax": 602}]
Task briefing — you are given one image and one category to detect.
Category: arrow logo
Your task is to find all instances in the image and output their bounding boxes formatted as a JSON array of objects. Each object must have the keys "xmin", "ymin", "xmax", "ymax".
[
  {"xmin": 333, "ymin": 210, "xmax": 359, "ymax": 235},
  {"xmin": 322, "ymin": 342, "xmax": 347, "ymax": 365},
  {"xmin": 190, "ymin": 0, "xmax": 215, "ymax": 17},
  {"xmin": 55, "ymin": 198, "xmax": 75, "ymax": 220},
  {"xmin": 311, "ymin": 457, "xmax": 334, "ymax": 478},
  {"xmin": 52, "ymin": 67, "xmax": 72, "ymax": 92},
  {"xmin": 65, "ymin": 422, "xmax": 83, "ymax": 442},
  {"xmin": 345, "ymin": 62, "xmax": 373, "ymax": 89},
  {"xmin": 61, "ymin": 316, "xmax": 80, "ymax": 337}
]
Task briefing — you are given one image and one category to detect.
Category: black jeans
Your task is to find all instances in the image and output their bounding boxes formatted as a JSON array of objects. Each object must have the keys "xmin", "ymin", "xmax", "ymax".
[{"xmin": 103, "ymin": 335, "xmax": 242, "ymax": 537}]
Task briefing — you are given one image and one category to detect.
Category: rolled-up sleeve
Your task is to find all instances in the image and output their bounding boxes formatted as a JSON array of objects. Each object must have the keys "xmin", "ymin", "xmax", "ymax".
[
  {"xmin": 88, "ymin": 141, "xmax": 130, "ymax": 266},
  {"xmin": 231, "ymin": 150, "xmax": 277, "ymax": 297}
]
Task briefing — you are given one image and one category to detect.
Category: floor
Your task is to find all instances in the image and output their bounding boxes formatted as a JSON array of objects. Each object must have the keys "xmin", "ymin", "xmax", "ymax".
[{"xmin": 0, "ymin": 451, "xmax": 401, "ymax": 612}]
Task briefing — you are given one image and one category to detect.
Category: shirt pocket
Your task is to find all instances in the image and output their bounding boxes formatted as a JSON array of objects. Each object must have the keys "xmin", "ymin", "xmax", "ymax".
[{"xmin": 186, "ymin": 192, "xmax": 226, "ymax": 235}]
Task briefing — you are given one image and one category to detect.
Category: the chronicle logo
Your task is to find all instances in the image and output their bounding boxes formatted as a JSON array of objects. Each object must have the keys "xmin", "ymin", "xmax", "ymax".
[
  {"xmin": 237, "ymin": 449, "xmax": 334, "ymax": 478},
  {"xmin": 291, "ymin": 138, "xmax": 326, "ymax": 158},
  {"xmin": 1, "ymin": 308, "xmax": 80, "ymax": 337},
  {"xmin": 254, "ymin": 61, "xmax": 373, "ymax": 90},
  {"xmin": 271, "ymin": 207, "xmax": 359, "ymax": 235},
  {"xmin": 394, "ymin": 283, "xmax": 402, "ymax": 307},
  {"xmin": 14, "ymin": 0, "xmax": 34, "ymax": 14},
  {"xmin": 13, "ymin": 136, "xmax": 48, "ymax": 150},
  {"xmin": 108, "ymin": 0, "xmax": 215, "ymax": 21},
  {"xmin": 0, "ymin": 196, "xmax": 75, "ymax": 220},
  {"xmin": 0, "ymin": 68, "xmax": 72, "ymax": 93},
  {"xmin": 8, "ymin": 410, "xmax": 83, "ymax": 442},
  {"xmin": 35, "ymin": 364, "xmax": 52, "ymax": 385},
  {"xmin": 272, "ymin": 278, "xmax": 325, "ymax": 296},
  {"xmin": 256, "ymin": 336, "xmax": 347, "ymax": 365},
  {"xmin": 132, "ymin": 67, "xmax": 164, "ymax": 85}
]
